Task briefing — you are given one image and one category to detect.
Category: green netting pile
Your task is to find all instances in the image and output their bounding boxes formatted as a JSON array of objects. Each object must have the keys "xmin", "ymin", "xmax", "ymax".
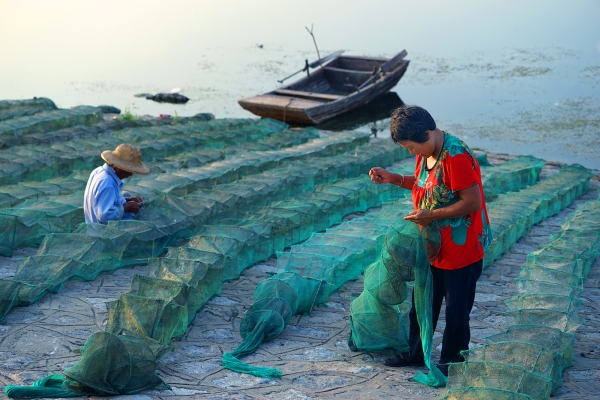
[
  {"xmin": 0, "ymin": 97, "xmax": 57, "ymax": 122},
  {"xmin": 13, "ymin": 118, "xmax": 152, "ymax": 148},
  {"xmin": 150, "ymin": 126, "xmax": 321, "ymax": 173},
  {"xmin": 0, "ymin": 172, "xmax": 94, "ymax": 209},
  {"xmin": 0, "ymin": 197, "xmax": 84, "ymax": 254},
  {"xmin": 125, "ymin": 130, "xmax": 368, "ymax": 198},
  {"xmin": 441, "ymin": 180, "xmax": 599, "ymax": 399},
  {"xmin": 5, "ymin": 330, "xmax": 170, "ymax": 398},
  {"xmin": 0, "ymin": 106, "xmax": 102, "ymax": 148}
]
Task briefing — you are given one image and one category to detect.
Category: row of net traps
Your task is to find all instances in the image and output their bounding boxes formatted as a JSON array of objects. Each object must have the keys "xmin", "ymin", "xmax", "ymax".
[
  {"xmin": 0, "ymin": 124, "xmax": 346, "ymax": 208},
  {"xmin": 0, "ymin": 149, "xmax": 540, "ymax": 258},
  {"xmin": 0, "ymin": 138, "xmax": 412, "ymax": 321},
  {"xmin": 0, "ymin": 98, "xmax": 266, "ymax": 149},
  {"xmin": 0, "ymin": 116, "xmax": 292, "ymax": 185},
  {"xmin": 2, "ymin": 155, "xmax": 593, "ymax": 397},
  {"xmin": 0, "ymin": 132, "xmax": 402, "ymax": 257},
  {"xmin": 0, "ymin": 126, "xmax": 355, "ymax": 207}
]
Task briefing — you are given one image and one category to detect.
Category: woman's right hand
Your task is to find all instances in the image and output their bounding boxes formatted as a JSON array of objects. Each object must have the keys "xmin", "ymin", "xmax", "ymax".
[{"xmin": 369, "ymin": 167, "xmax": 394, "ymax": 184}]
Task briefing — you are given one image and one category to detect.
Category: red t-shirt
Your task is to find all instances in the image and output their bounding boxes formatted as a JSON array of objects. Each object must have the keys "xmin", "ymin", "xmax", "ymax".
[{"xmin": 411, "ymin": 133, "xmax": 492, "ymax": 270}]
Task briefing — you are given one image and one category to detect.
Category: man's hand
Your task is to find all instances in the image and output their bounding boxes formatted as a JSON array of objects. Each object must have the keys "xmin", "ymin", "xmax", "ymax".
[
  {"xmin": 369, "ymin": 167, "xmax": 394, "ymax": 184},
  {"xmin": 125, "ymin": 196, "xmax": 144, "ymax": 205},
  {"xmin": 404, "ymin": 209, "xmax": 435, "ymax": 226},
  {"xmin": 124, "ymin": 201, "xmax": 142, "ymax": 214}
]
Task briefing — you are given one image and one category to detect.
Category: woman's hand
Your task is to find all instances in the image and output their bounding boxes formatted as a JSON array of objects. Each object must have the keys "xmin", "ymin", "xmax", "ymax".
[
  {"xmin": 369, "ymin": 167, "xmax": 394, "ymax": 184},
  {"xmin": 404, "ymin": 185, "xmax": 483, "ymax": 226},
  {"xmin": 404, "ymin": 209, "xmax": 435, "ymax": 226}
]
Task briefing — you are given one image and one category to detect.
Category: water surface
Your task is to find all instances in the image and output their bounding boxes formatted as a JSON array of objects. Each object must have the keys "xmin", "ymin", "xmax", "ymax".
[{"xmin": 1, "ymin": 0, "xmax": 598, "ymax": 168}]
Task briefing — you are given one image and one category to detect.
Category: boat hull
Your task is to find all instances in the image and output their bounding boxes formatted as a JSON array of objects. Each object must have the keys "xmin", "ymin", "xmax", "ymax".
[{"xmin": 238, "ymin": 53, "xmax": 410, "ymax": 125}]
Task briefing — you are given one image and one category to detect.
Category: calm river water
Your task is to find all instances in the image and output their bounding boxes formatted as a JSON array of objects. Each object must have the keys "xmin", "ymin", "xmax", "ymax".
[{"xmin": 1, "ymin": 0, "xmax": 599, "ymax": 168}]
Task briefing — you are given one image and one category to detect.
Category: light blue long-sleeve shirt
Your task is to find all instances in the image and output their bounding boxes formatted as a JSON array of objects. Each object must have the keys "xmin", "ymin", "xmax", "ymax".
[{"xmin": 83, "ymin": 164, "xmax": 134, "ymax": 224}]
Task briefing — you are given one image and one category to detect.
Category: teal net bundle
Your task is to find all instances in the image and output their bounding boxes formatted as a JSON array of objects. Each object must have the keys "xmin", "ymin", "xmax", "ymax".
[
  {"xmin": 5, "ymin": 330, "xmax": 171, "ymax": 398},
  {"xmin": 440, "ymin": 177, "xmax": 598, "ymax": 399},
  {"xmin": 479, "ymin": 155, "xmax": 545, "ymax": 200}
]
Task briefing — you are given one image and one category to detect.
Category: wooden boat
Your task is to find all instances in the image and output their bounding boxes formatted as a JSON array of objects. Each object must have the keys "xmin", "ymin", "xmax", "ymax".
[{"xmin": 238, "ymin": 50, "xmax": 409, "ymax": 125}]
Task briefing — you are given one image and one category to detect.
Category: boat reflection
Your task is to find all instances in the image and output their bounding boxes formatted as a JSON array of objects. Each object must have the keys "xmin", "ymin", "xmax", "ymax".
[{"xmin": 315, "ymin": 92, "xmax": 404, "ymax": 135}]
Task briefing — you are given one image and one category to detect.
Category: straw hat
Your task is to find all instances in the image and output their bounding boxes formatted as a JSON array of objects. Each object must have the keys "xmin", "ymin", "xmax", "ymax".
[{"xmin": 101, "ymin": 143, "xmax": 150, "ymax": 175}]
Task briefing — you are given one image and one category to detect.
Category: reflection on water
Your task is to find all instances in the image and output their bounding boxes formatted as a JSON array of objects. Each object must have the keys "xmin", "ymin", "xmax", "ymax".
[
  {"xmin": 0, "ymin": 0, "xmax": 599, "ymax": 168},
  {"xmin": 316, "ymin": 92, "xmax": 404, "ymax": 134}
]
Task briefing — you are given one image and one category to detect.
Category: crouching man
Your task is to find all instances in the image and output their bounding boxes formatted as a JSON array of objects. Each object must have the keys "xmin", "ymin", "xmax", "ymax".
[{"xmin": 84, "ymin": 143, "xmax": 149, "ymax": 224}]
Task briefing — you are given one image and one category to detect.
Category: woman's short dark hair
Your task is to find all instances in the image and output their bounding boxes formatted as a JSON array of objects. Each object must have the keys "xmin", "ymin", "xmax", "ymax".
[{"xmin": 389, "ymin": 105, "xmax": 436, "ymax": 144}]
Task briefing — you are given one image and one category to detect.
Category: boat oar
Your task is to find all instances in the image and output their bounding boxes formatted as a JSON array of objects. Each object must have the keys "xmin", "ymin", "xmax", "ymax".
[
  {"xmin": 277, "ymin": 50, "xmax": 344, "ymax": 83},
  {"xmin": 357, "ymin": 49, "xmax": 408, "ymax": 90}
]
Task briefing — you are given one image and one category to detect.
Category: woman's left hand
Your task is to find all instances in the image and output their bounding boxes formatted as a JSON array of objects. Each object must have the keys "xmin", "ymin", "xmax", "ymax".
[{"xmin": 404, "ymin": 209, "xmax": 435, "ymax": 226}]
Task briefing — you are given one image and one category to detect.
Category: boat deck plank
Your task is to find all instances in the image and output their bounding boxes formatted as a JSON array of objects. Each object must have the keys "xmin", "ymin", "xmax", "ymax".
[
  {"xmin": 239, "ymin": 94, "xmax": 323, "ymax": 109},
  {"xmin": 273, "ymin": 89, "xmax": 343, "ymax": 102}
]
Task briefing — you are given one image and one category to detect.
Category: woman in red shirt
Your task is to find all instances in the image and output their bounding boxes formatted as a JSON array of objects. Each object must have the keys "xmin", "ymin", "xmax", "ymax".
[{"xmin": 369, "ymin": 105, "xmax": 492, "ymax": 376}]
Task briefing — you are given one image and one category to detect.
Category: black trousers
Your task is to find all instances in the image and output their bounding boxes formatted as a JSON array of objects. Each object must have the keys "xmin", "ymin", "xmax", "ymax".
[{"xmin": 407, "ymin": 259, "xmax": 483, "ymax": 364}]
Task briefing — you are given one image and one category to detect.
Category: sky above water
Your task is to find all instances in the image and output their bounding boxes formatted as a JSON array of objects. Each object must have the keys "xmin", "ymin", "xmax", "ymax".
[{"xmin": 1, "ymin": 0, "xmax": 599, "ymax": 168}]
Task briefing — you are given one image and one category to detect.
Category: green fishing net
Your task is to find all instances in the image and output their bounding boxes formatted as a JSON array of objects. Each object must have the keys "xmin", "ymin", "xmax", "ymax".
[
  {"xmin": 5, "ymin": 330, "xmax": 170, "ymax": 398},
  {"xmin": 3, "ymin": 115, "xmax": 597, "ymax": 400},
  {"xmin": 0, "ymin": 105, "xmax": 102, "ymax": 149}
]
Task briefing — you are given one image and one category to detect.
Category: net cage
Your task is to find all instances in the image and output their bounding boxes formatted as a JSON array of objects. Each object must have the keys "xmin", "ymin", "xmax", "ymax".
[{"xmin": 440, "ymin": 194, "xmax": 600, "ymax": 398}]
